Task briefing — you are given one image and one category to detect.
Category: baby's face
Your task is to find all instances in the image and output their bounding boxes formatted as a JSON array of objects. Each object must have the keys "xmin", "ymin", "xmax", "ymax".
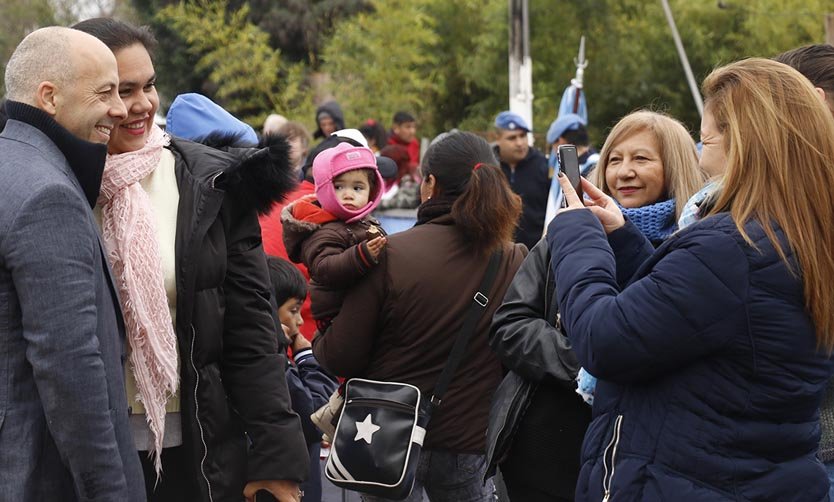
[{"xmin": 333, "ymin": 170, "xmax": 371, "ymax": 210}]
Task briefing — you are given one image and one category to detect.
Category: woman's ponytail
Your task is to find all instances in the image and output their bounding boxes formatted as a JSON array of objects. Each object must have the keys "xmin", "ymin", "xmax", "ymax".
[{"xmin": 422, "ymin": 132, "xmax": 521, "ymax": 252}]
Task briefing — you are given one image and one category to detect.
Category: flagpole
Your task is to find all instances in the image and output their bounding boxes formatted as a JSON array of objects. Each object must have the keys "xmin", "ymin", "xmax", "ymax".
[
  {"xmin": 509, "ymin": 0, "xmax": 534, "ymax": 143},
  {"xmin": 660, "ymin": 0, "xmax": 704, "ymax": 117},
  {"xmin": 571, "ymin": 36, "xmax": 587, "ymax": 114}
]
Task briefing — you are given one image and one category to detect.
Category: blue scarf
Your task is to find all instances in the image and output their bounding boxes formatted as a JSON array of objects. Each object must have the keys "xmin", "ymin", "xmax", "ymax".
[{"xmin": 620, "ymin": 198, "xmax": 677, "ymax": 243}]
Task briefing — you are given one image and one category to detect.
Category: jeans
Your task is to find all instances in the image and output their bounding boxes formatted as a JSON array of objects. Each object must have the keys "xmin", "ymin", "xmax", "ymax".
[
  {"xmin": 360, "ymin": 450, "xmax": 496, "ymax": 502},
  {"xmin": 826, "ymin": 460, "xmax": 834, "ymax": 501}
]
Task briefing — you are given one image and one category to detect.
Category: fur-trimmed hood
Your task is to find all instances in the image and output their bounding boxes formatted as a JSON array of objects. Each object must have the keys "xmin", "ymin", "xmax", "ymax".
[
  {"xmin": 168, "ymin": 132, "xmax": 298, "ymax": 215},
  {"xmin": 280, "ymin": 194, "xmax": 383, "ymax": 265},
  {"xmin": 281, "ymin": 195, "xmax": 335, "ymax": 263}
]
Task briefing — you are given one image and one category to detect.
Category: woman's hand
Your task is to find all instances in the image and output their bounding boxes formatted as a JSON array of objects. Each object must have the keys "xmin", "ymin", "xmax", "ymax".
[
  {"xmin": 557, "ymin": 173, "xmax": 625, "ymax": 234},
  {"xmin": 244, "ymin": 480, "xmax": 302, "ymax": 502}
]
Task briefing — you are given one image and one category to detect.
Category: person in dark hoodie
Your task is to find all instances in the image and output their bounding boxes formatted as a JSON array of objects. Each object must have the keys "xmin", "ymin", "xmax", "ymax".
[
  {"xmin": 313, "ymin": 101, "xmax": 345, "ymax": 141},
  {"xmin": 73, "ymin": 18, "xmax": 308, "ymax": 502},
  {"xmin": 493, "ymin": 111, "xmax": 550, "ymax": 250}
]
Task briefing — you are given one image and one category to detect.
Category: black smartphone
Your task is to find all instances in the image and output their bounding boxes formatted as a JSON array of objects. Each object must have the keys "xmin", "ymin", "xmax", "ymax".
[
  {"xmin": 558, "ymin": 144, "xmax": 583, "ymax": 201},
  {"xmin": 254, "ymin": 490, "xmax": 279, "ymax": 502}
]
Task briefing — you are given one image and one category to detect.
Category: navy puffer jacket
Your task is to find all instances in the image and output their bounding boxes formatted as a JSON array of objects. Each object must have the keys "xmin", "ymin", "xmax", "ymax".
[{"xmin": 547, "ymin": 210, "xmax": 834, "ymax": 502}]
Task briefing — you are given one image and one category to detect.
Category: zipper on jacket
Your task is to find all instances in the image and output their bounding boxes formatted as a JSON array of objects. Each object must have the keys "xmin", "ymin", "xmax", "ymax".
[
  {"xmin": 209, "ymin": 170, "xmax": 224, "ymax": 190},
  {"xmin": 602, "ymin": 414, "xmax": 624, "ymax": 502},
  {"xmin": 190, "ymin": 324, "xmax": 214, "ymax": 502},
  {"xmin": 346, "ymin": 397, "xmax": 416, "ymax": 413}
]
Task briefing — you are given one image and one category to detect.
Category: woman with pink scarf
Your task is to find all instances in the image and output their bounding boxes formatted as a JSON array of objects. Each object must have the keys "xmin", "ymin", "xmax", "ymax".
[{"xmin": 73, "ymin": 17, "xmax": 308, "ymax": 502}]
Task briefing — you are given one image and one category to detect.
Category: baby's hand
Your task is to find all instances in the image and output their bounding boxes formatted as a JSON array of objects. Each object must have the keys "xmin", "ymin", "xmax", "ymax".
[{"xmin": 366, "ymin": 236, "xmax": 387, "ymax": 260}]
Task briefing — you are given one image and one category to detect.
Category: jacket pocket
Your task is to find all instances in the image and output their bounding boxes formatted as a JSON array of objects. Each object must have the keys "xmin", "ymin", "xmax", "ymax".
[{"xmin": 602, "ymin": 414, "xmax": 624, "ymax": 502}]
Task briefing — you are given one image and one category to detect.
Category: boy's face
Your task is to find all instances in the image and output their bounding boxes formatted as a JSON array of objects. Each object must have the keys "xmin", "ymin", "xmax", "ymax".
[
  {"xmin": 333, "ymin": 169, "xmax": 371, "ymax": 210},
  {"xmin": 278, "ymin": 297, "xmax": 304, "ymax": 336},
  {"xmin": 393, "ymin": 121, "xmax": 417, "ymax": 143}
]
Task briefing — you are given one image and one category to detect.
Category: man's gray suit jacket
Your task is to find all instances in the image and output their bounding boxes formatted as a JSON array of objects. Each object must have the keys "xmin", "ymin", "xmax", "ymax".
[{"xmin": 0, "ymin": 119, "xmax": 145, "ymax": 501}]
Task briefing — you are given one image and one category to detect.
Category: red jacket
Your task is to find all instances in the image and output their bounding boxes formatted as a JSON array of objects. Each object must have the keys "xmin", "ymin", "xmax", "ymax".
[
  {"xmin": 259, "ymin": 180, "xmax": 317, "ymax": 340},
  {"xmin": 387, "ymin": 133, "xmax": 420, "ymax": 168}
]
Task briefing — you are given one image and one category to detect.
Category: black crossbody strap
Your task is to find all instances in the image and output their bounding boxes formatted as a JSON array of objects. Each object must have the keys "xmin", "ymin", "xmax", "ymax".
[{"xmin": 429, "ymin": 249, "xmax": 503, "ymax": 411}]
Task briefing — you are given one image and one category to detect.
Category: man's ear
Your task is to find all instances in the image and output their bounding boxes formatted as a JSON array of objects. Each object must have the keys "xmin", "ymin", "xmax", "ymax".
[{"xmin": 35, "ymin": 81, "xmax": 58, "ymax": 116}]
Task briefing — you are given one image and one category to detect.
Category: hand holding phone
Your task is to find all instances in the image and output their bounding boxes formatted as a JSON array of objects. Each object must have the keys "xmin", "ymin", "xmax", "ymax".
[{"xmin": 558, "ymin": 144, "xmax": 583, "ymax": 201}]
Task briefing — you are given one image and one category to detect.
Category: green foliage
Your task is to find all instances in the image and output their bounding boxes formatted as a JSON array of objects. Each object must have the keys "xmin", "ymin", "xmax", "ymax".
[
  {"xmin": 240, "ymin": 0, "xmax": 369, "ymax": 67},
  {"xmin": 427, "ymin": 0, "xmax": 508, "ymax": 134},
  {"xmin": 320, "ymin": 0, "xmax": 441, "ymax": 130},
  {"xmin": 0, "ymin": 0, "xmax": 59, "ymax": 96},
  {"xmin": 0, "ymin": 0, "xmax": 139, "ymax": 97},
  {"xmin": 530, "ymin": 0, "xmax": 830, "ymax": 144},
  {"xmin": 6, "ymin": 0, "xmax": 828, "ymax": 143},
  {"xmin": 156, "ymin": 0, "xmax": 315, "ymax": 127}
]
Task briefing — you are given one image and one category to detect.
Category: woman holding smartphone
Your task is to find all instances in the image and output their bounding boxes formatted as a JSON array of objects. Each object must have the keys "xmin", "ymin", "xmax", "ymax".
[
  {"xmin": 488, "ymin": 109, "xmax": 703, "ymax": 502},
  {"xmin": 550, "ymin": 58, "xmax": 834, "ymax": 501}
]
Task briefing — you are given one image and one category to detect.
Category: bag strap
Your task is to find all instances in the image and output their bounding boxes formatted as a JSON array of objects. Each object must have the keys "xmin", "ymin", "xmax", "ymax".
[{"xmin": 428, "ymin": 249, "xmax": 503, "ymax": 411}]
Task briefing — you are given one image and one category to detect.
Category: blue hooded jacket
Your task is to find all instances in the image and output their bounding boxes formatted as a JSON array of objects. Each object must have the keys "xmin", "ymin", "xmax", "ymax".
[{"xmin": 547, "ymin": 210, "xmax": 833, "ymax": 501}]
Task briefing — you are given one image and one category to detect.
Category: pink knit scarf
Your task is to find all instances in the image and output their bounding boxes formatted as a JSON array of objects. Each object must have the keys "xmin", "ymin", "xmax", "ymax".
[{"xmin": 98, "ymin": 124, "xmax": 178, "ymax": 475}]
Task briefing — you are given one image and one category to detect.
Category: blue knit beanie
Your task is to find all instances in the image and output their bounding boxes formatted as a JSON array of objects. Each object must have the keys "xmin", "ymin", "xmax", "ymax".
[
  {"xmin": 165, "ymin": 93, "xmax": 258, "ymax": 146},
  {"xmin": 546, "ymin": 113, "xmax": 585, "ymax": 145}
]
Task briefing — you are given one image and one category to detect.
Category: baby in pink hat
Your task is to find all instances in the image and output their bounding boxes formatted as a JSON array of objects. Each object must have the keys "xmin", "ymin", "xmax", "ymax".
[{"xmin": 281, "ymin": 142, "xmax": 386, "ymax": 329}]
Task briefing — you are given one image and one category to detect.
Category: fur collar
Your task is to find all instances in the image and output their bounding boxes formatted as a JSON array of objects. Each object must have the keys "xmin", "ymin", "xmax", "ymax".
[{"xmin": 170, "ymin": 133, "xmax": 299, "ymax": 214}]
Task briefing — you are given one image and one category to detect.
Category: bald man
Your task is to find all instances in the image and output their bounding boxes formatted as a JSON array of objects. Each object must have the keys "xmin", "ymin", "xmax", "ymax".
[{"xmin": 0, "ymin": 27, "xmax": 145, "ymax": 501}]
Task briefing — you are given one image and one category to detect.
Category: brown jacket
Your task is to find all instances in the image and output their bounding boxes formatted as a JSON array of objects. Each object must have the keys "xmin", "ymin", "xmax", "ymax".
[
  {"xmin": 313, "ymin": 213, "xmax": 527, "ymax": 453},
  {"xmin": 282, "ymin": 195, "xmax": 384, "ymax": 320}
]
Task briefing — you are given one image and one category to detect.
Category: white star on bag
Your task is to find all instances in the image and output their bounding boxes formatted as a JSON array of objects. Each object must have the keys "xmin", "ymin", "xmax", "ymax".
[{"xmin": 354, "ymin": 414, "xmax": 381, "ymax": 444}]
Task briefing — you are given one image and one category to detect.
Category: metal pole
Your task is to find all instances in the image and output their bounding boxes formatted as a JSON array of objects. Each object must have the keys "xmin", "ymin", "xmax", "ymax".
[
  {"xmin": 572, "ymin": 36, "xmax": 587, "ymax": 114},
  {"xmin": 508, "ymin": 0, "xmax": 534, "ymax": 141},
  {"xmin": 660, "ymin": 0, "xmax": 704, "ymax": 117}
]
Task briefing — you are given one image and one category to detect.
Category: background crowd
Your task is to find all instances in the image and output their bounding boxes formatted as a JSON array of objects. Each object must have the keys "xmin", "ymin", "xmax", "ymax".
[{"xmin": 3, "ymin": 12, "xmax": 834, "ymax": 502}]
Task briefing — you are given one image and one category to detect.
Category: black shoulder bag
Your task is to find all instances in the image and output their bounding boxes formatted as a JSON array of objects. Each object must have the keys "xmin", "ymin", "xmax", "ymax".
[{"xmin": 324, "ymin": 250, "xmax": 503, "ymax": 500}]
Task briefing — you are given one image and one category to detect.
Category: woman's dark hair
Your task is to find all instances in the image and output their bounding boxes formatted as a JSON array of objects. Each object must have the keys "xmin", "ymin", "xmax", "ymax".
[
  {"xmin": 72, "ymin": 17, "xmax": 158, "ymax": 56},
  {"xmin": 775, "ymin": 44, "xmax": 834, "ymax": 96},
  {"xmin": 562, "ymin": 125, "xmax": 589, "ymax": 147},
  {"xmin": 266, "ymin": 256, "xmax": 308, "ymax": 307},
  {"xmin": 421, "ymin": 132, "xmax": 521, "ymax": 252}
]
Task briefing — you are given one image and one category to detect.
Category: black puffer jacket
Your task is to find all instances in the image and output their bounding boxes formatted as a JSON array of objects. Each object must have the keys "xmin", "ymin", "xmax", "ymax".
[{"xmin": 168, "ymin": 136, "xmax": 308, "ymax": 501}]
